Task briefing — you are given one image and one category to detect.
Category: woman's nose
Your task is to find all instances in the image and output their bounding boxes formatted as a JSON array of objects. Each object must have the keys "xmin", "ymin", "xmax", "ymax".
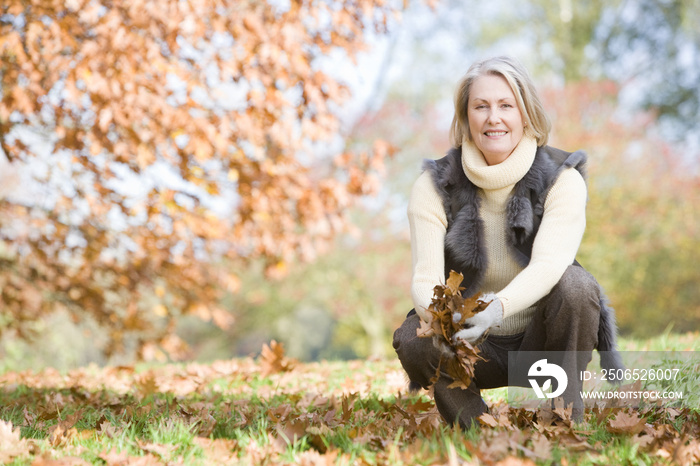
[{"xmin": 487, "ymin": 110, "xmax": 502, "ymax": 124}]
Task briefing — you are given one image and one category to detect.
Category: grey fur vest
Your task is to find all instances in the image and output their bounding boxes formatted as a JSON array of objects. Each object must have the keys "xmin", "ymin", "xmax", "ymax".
[{"xmin": 423, "ymin": 145, "xmax": 623, "ymax": 372}]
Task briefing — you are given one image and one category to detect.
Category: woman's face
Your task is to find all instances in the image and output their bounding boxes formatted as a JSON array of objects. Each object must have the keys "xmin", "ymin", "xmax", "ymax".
[{"xmin": 467, "ymin": 74, "xmax": 525, "ymax": 165}]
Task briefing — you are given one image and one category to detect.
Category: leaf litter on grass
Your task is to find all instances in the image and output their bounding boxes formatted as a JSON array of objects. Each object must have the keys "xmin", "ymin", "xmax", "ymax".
[{"xmin": 1, "ymin": 340, "xmax": 699, "ymax": 464}]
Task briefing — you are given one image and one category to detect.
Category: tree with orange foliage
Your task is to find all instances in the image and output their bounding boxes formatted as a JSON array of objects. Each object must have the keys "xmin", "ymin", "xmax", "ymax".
[{"xmin": 0, "ymin": 0, "xmax": 403, "ymax": 359}]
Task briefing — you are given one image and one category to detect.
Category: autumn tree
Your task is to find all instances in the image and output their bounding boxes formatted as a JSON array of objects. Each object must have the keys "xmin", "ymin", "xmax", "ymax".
[{"xmin": 0, "ymin": 0, "xmax": 406, "ymax": 359}]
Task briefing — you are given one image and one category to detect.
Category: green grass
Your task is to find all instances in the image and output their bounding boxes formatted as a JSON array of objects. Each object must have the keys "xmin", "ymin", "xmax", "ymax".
[{"xmin": 0, "ymin": 332, "xmax": 698, "ymax": 464}]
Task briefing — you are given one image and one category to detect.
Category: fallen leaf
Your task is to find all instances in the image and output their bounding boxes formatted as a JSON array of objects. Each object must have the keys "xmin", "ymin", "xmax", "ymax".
[
  {"xmin": 30, "ymin": 455, "xmax": 92, "ymax": 465},
  {"xmin": 479, "ymin": 413, "xmax": 500, "ymax": 428},
  {"xmin": 260, "ymin": 340, "xmax": 297, "ymax": 376},
  {"xmin": 528, "ymin": 433, "xmax": 552, "ymax": 460},
  {"xmin": 193, "ymin": 438, "xmax": 238, "ymax": 463},
  {"xmin": 137, "ymin": 440, "xmax": 176, "ymax": 459},
  {"xmin": 275, "ymin": 419, "xmax": 307, "ymax": 448},
  {"xmin": 97, "ymin": 420, "xmax": 122, "ymax": 439},
  {"xmin": 0, "ymin": 420, "xmax": 29, "ymax": 463},
  {"xmin": 192, "ymin": 408, "xmax": 217, "ymax": 437},
  {"xmin": 632, "ymin": 433, "xmax": 657, "ymax": 449},
  {"xmin": 557, "ymin": 431, "xmax": 595, "ymax": 451},
  {"xmin": 607, "ymin": 411, "xmax": 646, "ymax": 435},
  {"xmin": 48, "ymin": 424, "xmax": 80, "ymax": 448},
  {"xmin": 466, "ymin": 432, "xmax": 511, "ymax": 463},
  {"xmin": 552, "ymin": 397, "xmax": 573, "ymax": 423},
  {"xmin": 494, "ymin": 457, "xmax": 537, "ymax": 466},
  {"xmin": 404, "ymin": 397, "xmax": 434, "ymax": 414},
  {"xmin": 134, "ymin": 371, "xmax": 159, "ymax": 397}
]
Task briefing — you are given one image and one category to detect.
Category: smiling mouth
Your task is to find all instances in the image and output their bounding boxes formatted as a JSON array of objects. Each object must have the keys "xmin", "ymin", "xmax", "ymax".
[{"xmin": 484, "ymin": 131, "xmax": 507, "ymax": 137}]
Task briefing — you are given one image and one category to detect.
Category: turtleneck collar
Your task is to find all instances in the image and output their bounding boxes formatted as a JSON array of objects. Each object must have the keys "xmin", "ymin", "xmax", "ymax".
[{"xmin": 462, "ymin": 134, "xmax": 537, "ymax": 190}]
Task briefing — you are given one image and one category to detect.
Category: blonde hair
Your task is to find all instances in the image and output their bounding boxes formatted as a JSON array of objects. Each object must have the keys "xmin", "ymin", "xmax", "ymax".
[{"xmin": 449, "ymin": 56, "xmax": 551, "ymax": 148}]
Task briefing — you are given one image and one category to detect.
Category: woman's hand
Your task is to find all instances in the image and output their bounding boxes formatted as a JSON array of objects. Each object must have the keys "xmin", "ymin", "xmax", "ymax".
[{"xmin": 453, "ymin": 293, "xmax": 503, "ymax": 344}]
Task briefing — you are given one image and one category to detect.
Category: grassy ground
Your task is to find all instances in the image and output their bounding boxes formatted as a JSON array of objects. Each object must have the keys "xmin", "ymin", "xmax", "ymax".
[{"xmin": 0, "ymin": 332, "xmax": 699, "ymax": 465}]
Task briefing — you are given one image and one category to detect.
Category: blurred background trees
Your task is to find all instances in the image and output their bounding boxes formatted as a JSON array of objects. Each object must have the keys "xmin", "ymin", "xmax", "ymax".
[{"xmin": 1, "ymin": 0, "xmax": 698, "ymax": 369}]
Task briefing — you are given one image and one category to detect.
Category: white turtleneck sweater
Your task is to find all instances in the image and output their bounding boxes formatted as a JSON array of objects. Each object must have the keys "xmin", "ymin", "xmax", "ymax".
[{"xmin": 408, "ymin": 135, "xmax": 588, "ymax": 335}]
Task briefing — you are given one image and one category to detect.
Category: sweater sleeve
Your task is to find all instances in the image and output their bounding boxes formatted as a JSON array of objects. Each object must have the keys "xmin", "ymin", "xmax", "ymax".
[
  {"xmin": 407, "ymin": 171, "xmax": 448, "ymax": 321},
  {"xmin": 496, "ymin": 167, "xmax": 587, "ymax": 318}
]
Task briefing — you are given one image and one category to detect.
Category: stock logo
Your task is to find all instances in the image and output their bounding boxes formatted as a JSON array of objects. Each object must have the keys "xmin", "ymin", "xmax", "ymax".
[{"xmin": 528, "ymin": 359, "xmax": 568, "ymax": 399}]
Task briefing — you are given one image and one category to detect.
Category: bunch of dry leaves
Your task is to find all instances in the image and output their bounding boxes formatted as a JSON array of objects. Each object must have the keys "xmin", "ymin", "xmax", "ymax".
[{"xmin": 416, "ymin": 271, "xmax": 491, "ymax": 390}]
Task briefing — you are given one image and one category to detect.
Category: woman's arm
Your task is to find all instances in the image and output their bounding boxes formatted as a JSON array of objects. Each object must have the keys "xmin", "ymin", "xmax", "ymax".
[
  {"xmin": 407, "ymin": 171, "xmax": 448, "ymax": 321},
  {"xmin": 496, "ymin": 167, "xmax": 588, "ymax": 318}
]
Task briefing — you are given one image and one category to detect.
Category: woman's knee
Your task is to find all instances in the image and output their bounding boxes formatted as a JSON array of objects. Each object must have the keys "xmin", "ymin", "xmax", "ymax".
[
  {"xmin": 549, "ymin": 265, "xmax": 601, "ymax": 319},
  {"xmin": 393, "ymin": 311, "xmax": 439, "ymax": 388},
  {"xmin": 392, "ymin": 310, "xmax": 420, "ymax": 353},
  {"xmin": 538, "ymin": 265, "xmax": 601, "ymax": 350}
]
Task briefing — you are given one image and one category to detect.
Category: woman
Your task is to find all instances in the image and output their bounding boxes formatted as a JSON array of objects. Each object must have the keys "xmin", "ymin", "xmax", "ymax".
[{"xmin": 392, "ymin": 56, "xmax": 622, "ymax": 427}]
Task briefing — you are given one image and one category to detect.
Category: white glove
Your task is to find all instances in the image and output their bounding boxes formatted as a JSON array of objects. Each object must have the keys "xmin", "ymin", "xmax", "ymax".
[{"xmin": 453, "ymin": 293, "xmax": 503, "ymax": 344}]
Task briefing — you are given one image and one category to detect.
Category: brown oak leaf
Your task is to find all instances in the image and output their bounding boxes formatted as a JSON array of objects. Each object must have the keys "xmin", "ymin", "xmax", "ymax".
[
  {"xmin": 607, "ymin": 411, "xmax": 647, "ymax": 435},
  {"xmin": 260, "ymin": 340, "xmax": 297, "ymax": 376},
  {"xmin": 0, "ymin": 420, "xmax": 29, "ymax": 463}
]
